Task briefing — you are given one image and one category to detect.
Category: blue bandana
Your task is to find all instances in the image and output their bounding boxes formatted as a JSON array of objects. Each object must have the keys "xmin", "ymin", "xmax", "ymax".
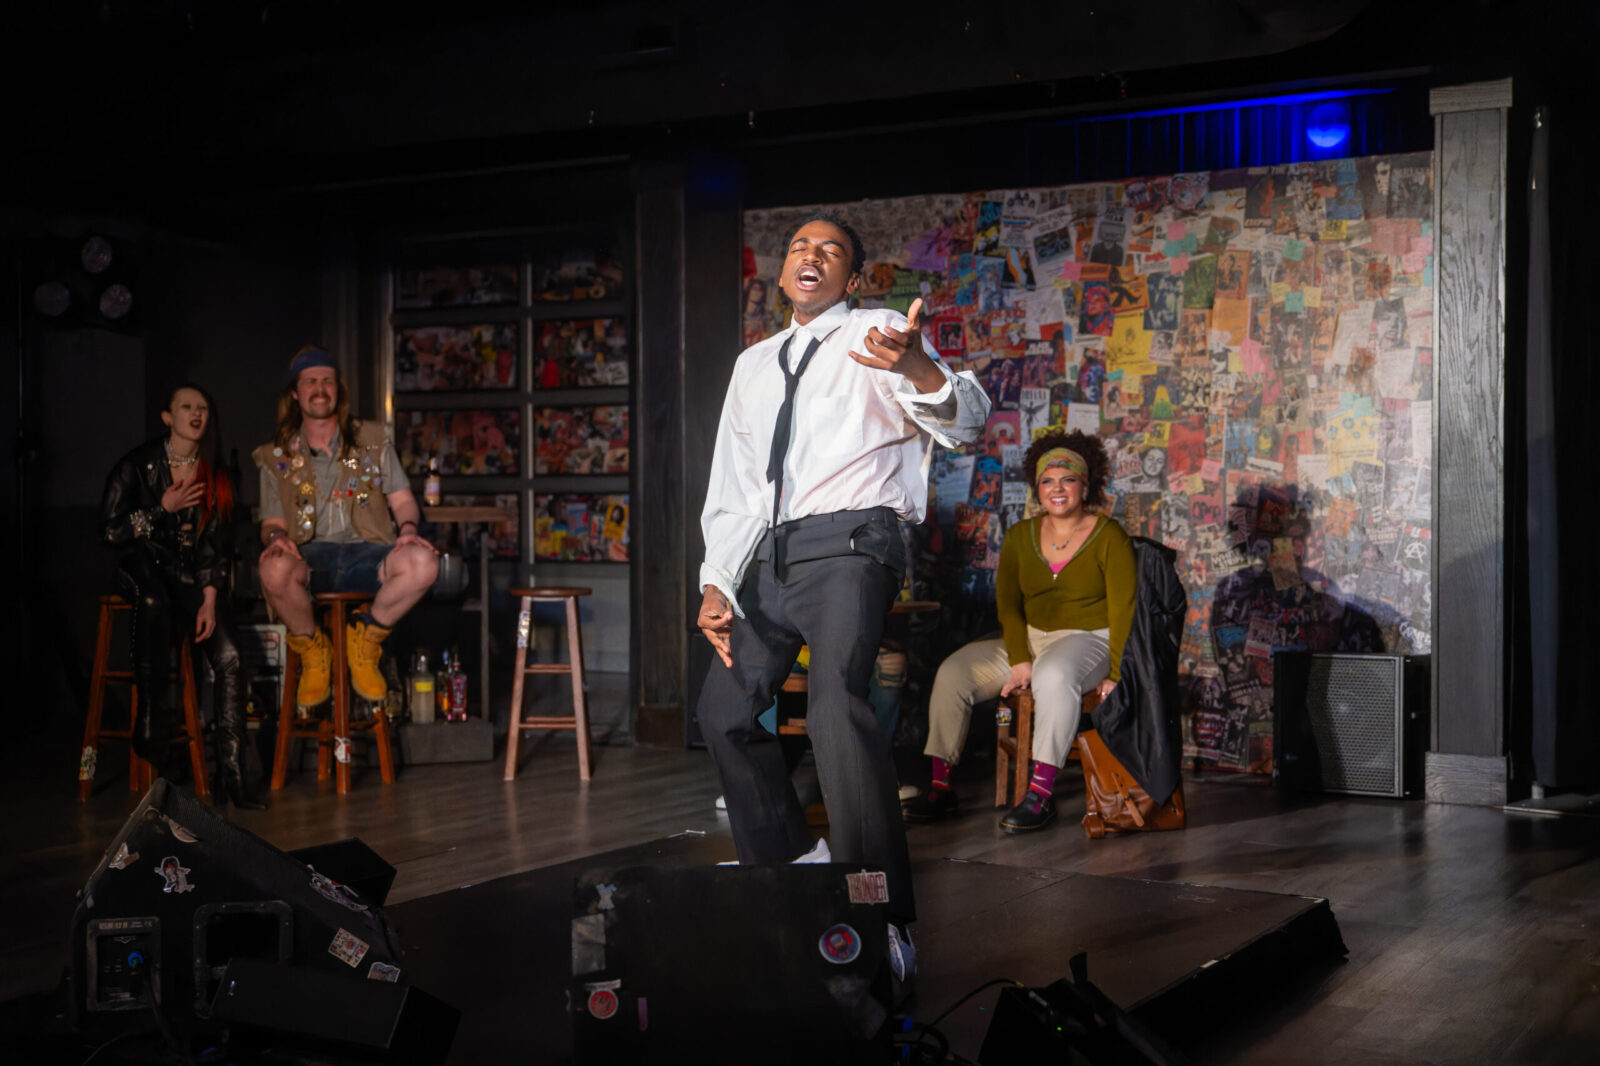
[{"xmin": 288, "ymin": 346, "xmax": 336, "ymax": 385}]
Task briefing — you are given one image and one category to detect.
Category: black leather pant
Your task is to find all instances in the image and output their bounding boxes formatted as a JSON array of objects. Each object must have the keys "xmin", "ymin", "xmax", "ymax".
[{"xmin": 115, "ymin": 550, "xmax": 244, "ymax": 767}]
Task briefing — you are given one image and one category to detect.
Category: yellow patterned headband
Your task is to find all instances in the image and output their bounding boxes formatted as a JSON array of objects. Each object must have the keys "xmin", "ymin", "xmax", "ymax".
[{"xmin": 1036, "ymin": 447, "xmax": 1087, "ymax": 484}]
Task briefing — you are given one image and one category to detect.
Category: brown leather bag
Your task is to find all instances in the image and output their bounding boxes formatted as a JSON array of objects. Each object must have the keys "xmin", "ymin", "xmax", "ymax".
[{"xmin": 1071, "ymin": 728, "xmax": 1186, "ymax": 838}]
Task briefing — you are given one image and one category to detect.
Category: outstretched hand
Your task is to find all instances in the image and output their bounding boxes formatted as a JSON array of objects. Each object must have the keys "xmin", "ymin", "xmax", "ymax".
[{"xmin": 848, "ymin": 298, "xmax": 946, "ymax": 393}]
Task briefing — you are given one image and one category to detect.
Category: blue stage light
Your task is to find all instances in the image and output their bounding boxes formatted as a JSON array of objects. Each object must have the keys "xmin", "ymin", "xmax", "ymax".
[{"xmin": 1307, "ymin": 102, "xmax": 1351, "ymax": 149}]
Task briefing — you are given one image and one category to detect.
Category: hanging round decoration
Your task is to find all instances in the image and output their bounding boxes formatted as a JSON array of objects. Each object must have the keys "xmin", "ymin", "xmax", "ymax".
[{"xmin": 818, "ymin": 923, "xmax": 862, "ymax": 965}]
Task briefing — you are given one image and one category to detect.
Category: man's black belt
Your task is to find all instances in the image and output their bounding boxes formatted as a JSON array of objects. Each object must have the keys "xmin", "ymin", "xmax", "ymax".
[{"xmin": 760, "ymin": 507, "xmax": 904, "ymax": 582}]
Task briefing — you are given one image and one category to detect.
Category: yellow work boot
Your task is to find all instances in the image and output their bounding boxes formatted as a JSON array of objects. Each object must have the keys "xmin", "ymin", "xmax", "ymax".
[
  {"xmin": 346, "ymin": 615, "xmax": 392, "ymax": 702},
  {"xmin": 287, "ymin": 630, "xmax": 332, "ymax": 710}
]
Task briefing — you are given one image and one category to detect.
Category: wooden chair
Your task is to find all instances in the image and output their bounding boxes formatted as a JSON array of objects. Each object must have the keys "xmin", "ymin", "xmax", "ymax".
[
  {"xmin": 270, "ymin": 591, "xmax": 395, "ymax": 794},
  {"xmin": 503, "ymin": 586, "xmax": 593, "ymax": 781},
  {"xmin": 994, "ymin": 687, "xmax": 1101, "ymax": 808},
  {"xmin": 79, "ymin": 595, "xmax": 209, "ymax": 802}
]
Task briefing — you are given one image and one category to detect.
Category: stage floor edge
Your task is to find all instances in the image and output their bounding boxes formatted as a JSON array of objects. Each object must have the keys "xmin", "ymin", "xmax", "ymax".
[{"xmin": 913, "ymin": 857, "xmax": 1347, "ymax": 1057}]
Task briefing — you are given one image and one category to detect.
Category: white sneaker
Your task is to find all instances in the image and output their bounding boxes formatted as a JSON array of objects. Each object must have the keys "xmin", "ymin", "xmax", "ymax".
[
  {"xmin": 792, "ymin": 838, "xmax": 831, "ymax": 864},
  {"xmin": 887, "ymin": 922, "xmax": 916, "ymax": 983},
  {"xmin": 719, "ymin": 839, "xmax": 830, "ymax": 867},
  {"xmin": 898, "ymin": 783, "xmax": 921, "ymax": 802},
  {"xmin": 715, "ymin": 794, "xmax": 727, "ymax": 810}
]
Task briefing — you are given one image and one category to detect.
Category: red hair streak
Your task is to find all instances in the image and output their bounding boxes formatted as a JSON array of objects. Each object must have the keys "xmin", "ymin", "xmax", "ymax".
[{"xmin": 194, "ymin": 461, "xmax": 235, "ymax": 531}]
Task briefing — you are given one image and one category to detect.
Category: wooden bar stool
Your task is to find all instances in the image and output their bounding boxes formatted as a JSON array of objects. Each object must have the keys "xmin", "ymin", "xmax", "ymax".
[
  {"xmin": 995, "ymin": 687, "xmax": 1101, "ymax": 808},
  {"xmin": 270, "ymin": 591, "xmax": 395, "ymax": 795},
  {"xmin": 503, "ymin": 586, "xmax": 592, "ymax": 781},
  {"xmin": 79, "ymin": 595, "xmax": 209, "ymax": 802}
]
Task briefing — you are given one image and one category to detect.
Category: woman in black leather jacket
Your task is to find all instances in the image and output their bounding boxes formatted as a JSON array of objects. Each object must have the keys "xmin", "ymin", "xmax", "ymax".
[{"xmin": 101, "ymin": 384, "xmax": 265, "ymax": 810}]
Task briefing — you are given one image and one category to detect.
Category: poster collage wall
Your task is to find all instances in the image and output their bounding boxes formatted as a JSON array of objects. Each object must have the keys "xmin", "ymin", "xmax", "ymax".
[
  {"xmin": 391, "ymin": 252, "xmax": 631, "ymax": 565},
  {"xmin": 742, "ymin": 151, "xmax": 1434, "ymax": 772}
]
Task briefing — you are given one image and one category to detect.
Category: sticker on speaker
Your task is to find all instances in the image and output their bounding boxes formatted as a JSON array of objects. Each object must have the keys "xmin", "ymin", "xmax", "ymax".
[
  {"xmin": 155, "ymin": 856, "xmax": 194, "ymax": 894},
  {"xmin": 109, "ymin": 843, "xmax": 138, "ymax": 871},
  {"xmin": 329, "ymin": 928, "xmax": 370, "ymax": 968},
  {"xmin": 309, "ymin": 868, "xmax": 371, "ymax": 913},
  {"xmin": 595, "ymin": 882, "xmax": 618, "ymax": 911},
  {"xmin": 818, "ymin": 923, "xmax": 862, "ymax": 965},
  {"xmin": 158, "ymin": 813, "xmax": 200, "ymax": 843},
  {"xmin": 587, "ymin": 988, "xmax": 619, "ymax": 1020},
  {"xmin": 572, "ymin": 914, "xmax": 606, "ymax": 973},
  {"xmin": 368, "ymin": 961, "xmax": 401, "ymax": 983},
  {"xmin": 845, "ymin": 871, "xmax": 889, "ymax": 904}
]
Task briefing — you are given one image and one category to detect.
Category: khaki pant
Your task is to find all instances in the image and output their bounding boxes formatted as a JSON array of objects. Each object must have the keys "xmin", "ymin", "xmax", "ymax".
[{"xmin": 924, "ymin": 626, "xmax": 1111, "ymax": 769}]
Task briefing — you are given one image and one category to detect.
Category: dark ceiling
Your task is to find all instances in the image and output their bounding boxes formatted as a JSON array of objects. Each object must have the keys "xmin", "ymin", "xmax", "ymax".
[{"xmin": 4, "ymin": 0, "xmax": 1568, "ymax": 209}]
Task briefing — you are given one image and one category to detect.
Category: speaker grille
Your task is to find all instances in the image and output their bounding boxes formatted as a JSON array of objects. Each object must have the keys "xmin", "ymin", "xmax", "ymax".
[{"xmin": 1304, "ymin": 656, "xmax": 1404, "ymax": 796}]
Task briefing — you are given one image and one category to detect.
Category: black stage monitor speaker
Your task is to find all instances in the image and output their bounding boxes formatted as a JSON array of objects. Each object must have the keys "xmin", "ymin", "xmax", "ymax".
[
  {"xmin": 571, "ymin": 863, "xmax": 894, "ymax": 1064},
  {"xmin": 213, "ymin": 957, "xmax": 458, "ymax": 1062},
  {"xmin": 978, "ymin": 952, "xmax": 1189, "ymax": 1066},
  {"xmin": 1273, "ymin": 652, "xmax": 1430, "ymax": 797},
  {"xmin": 68, "ymin": 779, "xmax": 456, "ymax": 1062}
]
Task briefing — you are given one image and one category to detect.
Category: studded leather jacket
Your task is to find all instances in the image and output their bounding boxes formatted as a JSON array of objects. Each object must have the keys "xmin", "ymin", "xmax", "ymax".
[{"xmin": 100, "ymin": 436, "xmax": 233, "ymax": 590}]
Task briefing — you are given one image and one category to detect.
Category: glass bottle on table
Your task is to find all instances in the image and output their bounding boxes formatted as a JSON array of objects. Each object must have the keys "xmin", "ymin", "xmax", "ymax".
[
  {"xmin": 424, "ymin": 453, "xmax": 441, "ymax": 507},
  {"xmin": 409, "ymin": 652, "xmax": 435, "ymax": 724},
  {"xmin": 445, "ymin": 646, "xmax": 468, "ymax": 722},
  {"xmin": 435, "ymin": 649, "xmax": 450, "ymax": 720}
]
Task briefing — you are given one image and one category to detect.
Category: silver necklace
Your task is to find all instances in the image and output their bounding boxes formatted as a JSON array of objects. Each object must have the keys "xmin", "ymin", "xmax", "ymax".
[
  {"xmin": 1047, "ymin": 516, "xmax": 1093, "ymax": 551},
  {"xmin": 165, "ymin": 440, "xmax": 199, "ymax": 467}
]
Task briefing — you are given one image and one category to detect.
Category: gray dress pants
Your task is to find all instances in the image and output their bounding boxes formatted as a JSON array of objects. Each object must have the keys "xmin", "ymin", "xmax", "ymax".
[{"xmin": 697, "ymin": 516, "xmax": 914, "ymax": 924}]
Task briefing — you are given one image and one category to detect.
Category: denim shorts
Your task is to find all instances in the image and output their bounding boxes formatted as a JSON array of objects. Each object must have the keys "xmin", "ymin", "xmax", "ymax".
[{"xmin": 299, "ymin": 541, "xmax": 392, "ymax": 596}]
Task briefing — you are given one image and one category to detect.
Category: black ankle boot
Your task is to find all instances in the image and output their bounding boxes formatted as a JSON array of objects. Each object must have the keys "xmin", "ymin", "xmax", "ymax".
[
  {"xmin": 131, "ymin": 703, "xmax": 174, "ymax": 770},
  {"xmin": 215, "ymin": 667, "xmax": 267, "ymax": 811},
  {"xmin": 218, "ymin": 735, "xmax": 268, "ymax": 810}
]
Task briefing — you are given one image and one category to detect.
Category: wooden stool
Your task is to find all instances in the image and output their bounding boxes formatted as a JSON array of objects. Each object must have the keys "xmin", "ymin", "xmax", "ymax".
[
  {"xmin": 79, "ymin": 595, "xmax": 209, "ymax": 802},
  {"xmin": 504, "ymin": 587, "xmax": 592, "ymax": 781},
  {"xmin": 995, "ymin": 687, "xmax": 1101, "ymax": 808},
  {"xmin": 270, "ymin": 591, "xmax": 395, "ymax": 795}
]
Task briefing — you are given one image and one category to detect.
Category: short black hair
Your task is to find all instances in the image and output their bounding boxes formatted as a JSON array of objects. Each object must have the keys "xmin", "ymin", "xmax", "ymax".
[
  {"xmin": 1023, "ymin": 429, "xmax": 1110, "ymax": 508},
  {"xmin": 786, "ymin": 211, "xmax": 865, "ymax": 278}
]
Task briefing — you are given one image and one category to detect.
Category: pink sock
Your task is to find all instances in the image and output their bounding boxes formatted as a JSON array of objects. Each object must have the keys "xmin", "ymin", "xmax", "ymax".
[
  {"xmin": 1028, "ymin": 760, "xmax": 1058, "ymax": 798},
  {"xmin": 930, "ymin": 757, "xmax": 953, "ymax": 791}
]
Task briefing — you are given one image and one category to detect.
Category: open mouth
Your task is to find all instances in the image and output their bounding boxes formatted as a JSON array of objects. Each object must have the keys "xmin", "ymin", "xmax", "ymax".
[{"xmin": 794, "ymin": 266, "xmax": 821, "ymax": 292}]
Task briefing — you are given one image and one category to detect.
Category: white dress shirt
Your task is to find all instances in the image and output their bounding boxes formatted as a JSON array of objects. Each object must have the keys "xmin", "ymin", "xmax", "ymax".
[{"xmin": 700, "ymin": 299, "xmax": 991, "ymax": 615}]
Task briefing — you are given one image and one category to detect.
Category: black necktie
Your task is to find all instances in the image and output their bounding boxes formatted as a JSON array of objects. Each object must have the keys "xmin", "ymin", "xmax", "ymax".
[{"xmin": 766, "ymin": 330, "xmax": 821, "ymax": 525}]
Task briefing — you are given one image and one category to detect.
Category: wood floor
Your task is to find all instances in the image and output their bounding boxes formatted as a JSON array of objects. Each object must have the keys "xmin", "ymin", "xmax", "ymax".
[{"xmin": 4, "ymin": 722, "xmax": 1598, "ymax": 1065}]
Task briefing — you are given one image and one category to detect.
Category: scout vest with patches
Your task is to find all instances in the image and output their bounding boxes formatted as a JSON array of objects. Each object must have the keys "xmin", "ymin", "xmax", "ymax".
[{"xmin": 252, "ymin": 420, "xmax": 397, "ymax": 546}]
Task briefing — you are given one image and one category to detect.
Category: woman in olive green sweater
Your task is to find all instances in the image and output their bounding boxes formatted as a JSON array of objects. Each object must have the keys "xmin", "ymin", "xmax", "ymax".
[{"xmin": 905, "ymin": 430, "xmax": 1136, "ymax": 832}]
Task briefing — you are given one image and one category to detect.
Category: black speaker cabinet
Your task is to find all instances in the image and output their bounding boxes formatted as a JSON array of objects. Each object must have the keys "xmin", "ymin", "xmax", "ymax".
[
  {"xmin": 978, "ymin": 954, "xmax": 1188, "ymax": 1066},
  {"xmin": 570, "ymin": 864, "xmax": 893, "ymax": 1064},
  {"xmin": 1273, "ymin": 652, "xmax": 1430, "ymax": 797},
  {"xmin": 68, "ymin": 779, "xmax": 454, "ymax": 1061},
  {"xmin": 212, "ymin": 957, "xmax": 458, "ymax": 1062}
]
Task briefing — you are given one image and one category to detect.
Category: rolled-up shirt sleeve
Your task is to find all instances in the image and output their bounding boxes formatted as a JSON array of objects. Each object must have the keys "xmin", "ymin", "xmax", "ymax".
[
  {"xmin": 891, "ymin": 335, "xmax": 990, "ymax": 448},
  {"xmin": 699, "ymin": 364, "xmax": 769, "ymax": 618}
]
